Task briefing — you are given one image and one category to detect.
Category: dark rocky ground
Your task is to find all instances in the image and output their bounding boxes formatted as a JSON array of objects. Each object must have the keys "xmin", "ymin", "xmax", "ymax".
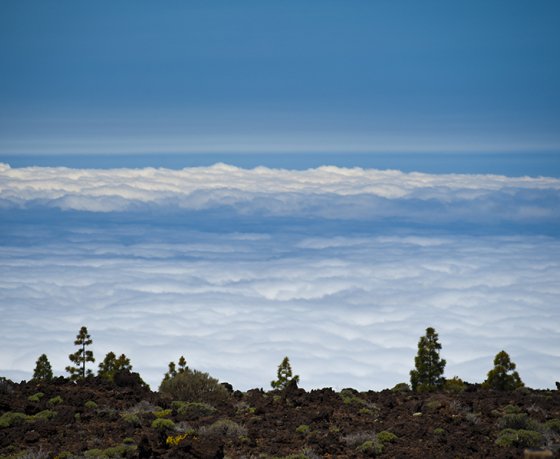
[{"xmin": 1, "ymin": 374, "xmax": 559, "ymax": 458}]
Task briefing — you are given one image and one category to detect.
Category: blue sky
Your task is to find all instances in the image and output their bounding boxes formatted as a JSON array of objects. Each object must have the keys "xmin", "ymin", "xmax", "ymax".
[
  {"xmin": 1, "ymin": 0, "xmax": 560, "ymax": 155},
  {"xmin": 1, "ymin": 3, "xmax": 560, "ymax": 390}
]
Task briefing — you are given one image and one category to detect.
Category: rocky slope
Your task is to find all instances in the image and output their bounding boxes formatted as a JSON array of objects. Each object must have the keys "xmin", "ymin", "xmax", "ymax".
[{"xmin": 1, "ymin": 375, "xmax": 559, "ymax": 458}]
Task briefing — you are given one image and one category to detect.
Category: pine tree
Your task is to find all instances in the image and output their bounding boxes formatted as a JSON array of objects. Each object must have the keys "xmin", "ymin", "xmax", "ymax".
[
  {"xmin": 98, "ymin": 352, "xmax": 132, "ymax": 382},
  {"xmin": 162, "ymin": 355, "xmax": 188, "ymax": 382},
  {"xmin": 65, "ymin": 326, "xmax": 95, "ymax": 381},
  {"xmin": 482, "ymin": 350, "xmax": 524, "ymax": 391},
  {"xmin": 177, "ymin": 355, "xmax": 188, "ymax": 373},
  {"xmin": 33, "ymin": 354, "xmax": 53, "ymax": 381},
  {"xmin": 271, "ymin": 356, "xmax": 299, "ymax": 389},
  {"xmin": 410, "ymin": 327, "xmax": 446, "ymax": 392}
]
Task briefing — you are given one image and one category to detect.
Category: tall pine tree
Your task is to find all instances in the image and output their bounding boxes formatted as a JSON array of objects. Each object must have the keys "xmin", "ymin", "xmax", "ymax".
[
  {"xmin": 410, "ymin": 327, "xmax": 446, "ymax": 392},
  {"xmin": 66, "ymin": 326, "xmax": 95, "ymax": 381}
]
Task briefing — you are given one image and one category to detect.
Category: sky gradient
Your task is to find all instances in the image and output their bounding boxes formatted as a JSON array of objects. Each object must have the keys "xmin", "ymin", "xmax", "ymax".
[
  {"xmin": 1, "ymin": 3, "xmax": 560, "ymax": 391},
  {"xmin": 1, "ymin": 0, "xmax": 560, "ymax": 154}
]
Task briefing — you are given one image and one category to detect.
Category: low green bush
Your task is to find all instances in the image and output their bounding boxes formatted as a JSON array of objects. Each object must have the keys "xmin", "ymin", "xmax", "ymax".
[
  {"xmin": 376, "ymin": 431, "xmax": 397, "ymax": 444},
  {"xmin": 391, "ymin": 382, "xmax": 410, "ymax": 393},
  {"xmin": 0, "ymin": 412, "xmax": 27, "ymax": 428},
  {"xmin": 29, "ymin": 410, "xmax": 57, "ymax": 421},
  {"xmin": 503, "ymin": 404, "xmax": 523, "ymax": 415},
  {"xmin": 339, "ymin": 388, "xmax": 367, "ymax": 406},
  {"xmin": 356, "ymin": 440, "xmax": 384, "ymax": 455},
  {"xmin": 159, "ymin": 368, "xmax": 230, "ymax": 405},
  {"xmin": 495, "ymin": 429, "xmax": 543, "ymax": 448},
  {"xmin": 443, "ymin": 376, "xmax": 466, "ymax": 393},
  {"xmin": 47, "ymin": 395, "xmax": 63, "ymax": 406},
  {"xmin": 177, "ymin": 401, "xmax": 217, "ymax": 419},
  {"xmin": 199, "ymin": 419, "xmax": 247, "ymax": 439},
  {"xmin": 151, "ymin": 418, "xmax": 176, "ymax": 432},
  {"xmin": 152, "ymin": 409, "xmax": 172, "ymax": 419},
  {"xmin": 121, "ymin": 413, "xmax": 141, "ymax": 427},
  {"xmin": 434, "ymin": 427, "xmax": 445, "ymax": 435},
  {"xmin": 498, "ymin": 413, "xmax": 540, "ymax": 431},
  {"xmin": 296, "ymin": 424, "xmax": 310, "ymax": 435},
  {"xmin": 27, "ymin": 392, "xmax": 45, "ymax": 402},
  {"xmin": 84, "ymin": 400, "xmax": 98, "ymax": 410},
  {"xmin": 545, "ymin": 418, "xmax": 560, "ymax": 433}
]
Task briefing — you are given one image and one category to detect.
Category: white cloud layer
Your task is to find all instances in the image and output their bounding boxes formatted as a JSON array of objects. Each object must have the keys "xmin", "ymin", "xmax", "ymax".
[
  {"xmin": 0, "ymin": 163, "xmax": 559, "ymax": 390},
  {"xmin": 0, "ymin": 162, "xmax": 559, "ymax": 222},
  {"xmin": 0, "ymin": 232, "xmax": 558, "ymax": 391}
]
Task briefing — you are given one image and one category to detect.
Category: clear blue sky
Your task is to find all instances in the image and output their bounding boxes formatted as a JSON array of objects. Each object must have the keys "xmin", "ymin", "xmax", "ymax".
[{"xmin": 1, "ymin": 0, "xmax": 560, "ymax": 154}]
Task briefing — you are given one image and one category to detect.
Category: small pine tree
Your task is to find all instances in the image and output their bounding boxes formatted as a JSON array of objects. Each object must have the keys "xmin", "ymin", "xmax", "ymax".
[
  {"xmin": 98, "ymin": 352, "xmax": 132, "ymax": 382},
  {"xmin": 410, "ymin": 327, "xmax": 446, "ymax": 392},
  {"xmin": 482, "ymin": 350, "xmax": 524, "ymax": 391},
  {"xmin": 271, "ymin": 356, "xmax": 299, "ymax": 390},
  {"xmin": 33, "ymin": 354, "xmax": 53, "ymax": 381},
  {"xmin": 162, "ymin": 356, "xmax": 188, "ymax": 382},
  {"xmin": 177, "ymin": 355, "xmax": 188, "ymax": 373},
  {"xmin": 66, "ymin": 326, "xmax": 95, "ymax": 381}
]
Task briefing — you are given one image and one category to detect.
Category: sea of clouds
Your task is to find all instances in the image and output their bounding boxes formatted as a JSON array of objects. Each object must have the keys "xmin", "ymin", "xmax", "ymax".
[{"xmin": 0, "ymin": 163, "xmax": 559, "ymax": 390}]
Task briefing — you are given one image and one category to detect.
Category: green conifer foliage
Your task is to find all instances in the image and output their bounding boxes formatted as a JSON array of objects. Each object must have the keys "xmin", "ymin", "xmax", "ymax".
[
  {"xmin": 482, "ymin": 350, "xmax": 524, "ymax": 391},
  {"xmin": 271, "ymin": 356, "xmax": 299, "ymax": 389},
  {"xmin": 65, "ymin": 326, "xmax": 95, "ymax": 381},
  {"xmin": 162, "ymin": 356, "xmax": 188, "ymax": 382},
  {"xmin": 98, "ymin": 352, "xmax": 132, "ymax": 382},
  {"xmin": 410, "ymin": 327, "xmax": 446, "ymax": 392},
  {"xmin": 33, "ymin": 354, "xmax": 53, "ymax": 381}
]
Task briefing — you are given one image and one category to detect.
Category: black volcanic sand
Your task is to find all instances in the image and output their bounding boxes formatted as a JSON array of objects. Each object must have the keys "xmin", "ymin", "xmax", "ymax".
[{"xmin": 1, "ymin": 375, "xmax": 559, "ymax": 458}]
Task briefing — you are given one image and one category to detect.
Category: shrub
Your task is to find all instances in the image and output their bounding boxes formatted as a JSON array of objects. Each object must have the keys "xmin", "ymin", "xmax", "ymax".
[
  {"xmin": 153, "ymin": 409, "xmax": 173, "ymax": 418},
  {"xmin": 296, "ymin": 424, "xmax": 310, "ymax": 435},
  {"xmin": 159, "ymin": 368, "xmax": 230, "ymax": 404},
  {"xmin": 121, "ymin": 413, "xmax": 141, "ymax": 427},
  {"xmin": 166, "ymin": 431, "xmax": 195, "ymax": 446},
  {"xmin": 433, "ymin": 427, "xmax": 445, "ymax": 435},
  {"xmin": 199, "ymin": 419, "xmax": 247, "ymax": 439},
  {"xmin": 343, "ymin": 431, "xmax": 376, "ymax": 448},
  {"xmin": 443, "ymin": 376, "xmax": 465, "ymax": 393},
  {"xmin": 482, "ymin": 351, "xmax": 523, "ymax": 391},
  {"xmin": 29, "ymin": 410, "xmax": 57, "ymax": 421},
  {"xmin": 356, "ymin": 440, "xmax": 384, "ymax": 455},
  {"xmin": 498, "ymin": 413, "xmax": 540, "ymax": 431},
  {"xmin": 391, "ymin": 382, "xmax": 410, "ymax": 393},
  {"xmin": 177, "ymin": 401, "xmax": 217, "ymax": 419},
  {"xmin": 545, "ymin": 418, "xmax": 560, "ymax": 433},
  {"xmin": 151, "ymin": 418, "xmax": 176, "ymax": 432},
  {"xmin": 376, "ymin": 431, "xmax": 398, "ymax": 444},
  {"xmin": 28, "ymin": 392, "xmax": 45, "ymax": 402},
  {"xmin": 0, "ymin": 412, "xmax": 27, "ymax": 428},
  {"xmin": 495, "ymin": 429, "xmax": 543, "ymax": 448},
  {"xmin": 102, "ymin": 444, "xmax": 135, "ymax": 458},
  {"xmin": 48, "ymin": 396, "xmax": 63, "ymax": 406},
  {"xmin": 339, "ymin": 388, "xmax": 367, "ymax": 406},
  {"xmin": 503, "ymin": 404, "xmax": 523, "ymax": 415},
  {"xmin": 271, "ymin": 356, "xmax": 299, "ymax": 390},
  {"xmin": 84, "ymin": 400, "xmax": 98, "ymax": 410}
]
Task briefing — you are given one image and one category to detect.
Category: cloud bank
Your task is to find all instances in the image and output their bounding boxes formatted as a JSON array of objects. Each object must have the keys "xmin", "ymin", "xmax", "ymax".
[
  {"xmin": 1, "ymin": 162, "xmax": 559, "ymax": 226},
  {"xmin": 0, "ymin": 163, "xmax": 559, "ymax": 390}
]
